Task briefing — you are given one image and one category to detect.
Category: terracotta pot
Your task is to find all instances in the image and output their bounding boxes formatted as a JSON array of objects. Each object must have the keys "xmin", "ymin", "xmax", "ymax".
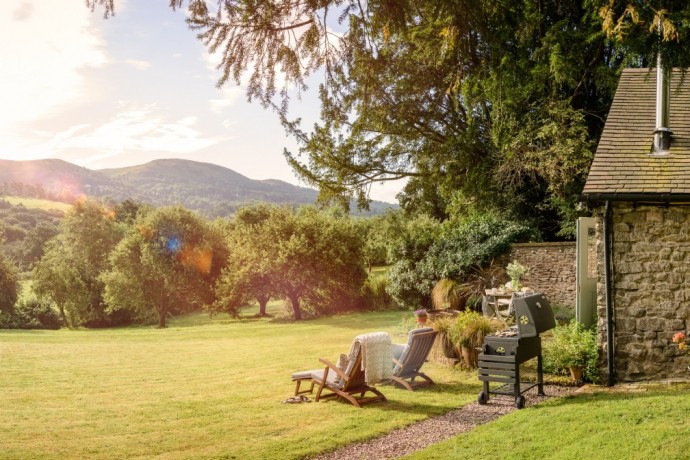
[
  {"xmin": 569, "ymin": 366, "xmax": 583, "ymax": 382},
  {"xmin": 440, "ymin": 334, "xmax": 457, "ymax": 359},
  {"xmin": 416, "ymin": 315, "xmax": 428, "ymax": 324}
]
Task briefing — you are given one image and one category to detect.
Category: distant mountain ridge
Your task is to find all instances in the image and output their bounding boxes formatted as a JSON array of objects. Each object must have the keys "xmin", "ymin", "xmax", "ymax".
[{"xmin": 0, "ymin": 158, "xmax": 395, "ymax": 216}]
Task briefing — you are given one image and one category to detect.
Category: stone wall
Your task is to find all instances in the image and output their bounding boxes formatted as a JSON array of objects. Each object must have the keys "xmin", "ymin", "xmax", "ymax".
[
  {"xmin": 595, "ymin": 204, "xmax": 690, "ymax": 381},
  {"xmin": 504, "ymin": 242, "xmax": 577, "ymax": 307}
]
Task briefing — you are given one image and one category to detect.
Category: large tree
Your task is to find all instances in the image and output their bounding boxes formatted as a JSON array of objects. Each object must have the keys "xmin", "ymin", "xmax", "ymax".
[
  {"xmin": 32, "ymin": 201, "xmax": 125, "ymax": 327},
  {"xmin": 0, "ymin": 245, "xmax": 19, "ymax": 314},
  {"xmin": 88, "ymin": 1, "xmax": 690, "ymax": 237},
  {"xmin": 102, "ymin": 206, "xmax": 228, "ymax": 328},
  {"xmin": 220, "ymin": 204, "xmax": 366, "ymax": 320}
]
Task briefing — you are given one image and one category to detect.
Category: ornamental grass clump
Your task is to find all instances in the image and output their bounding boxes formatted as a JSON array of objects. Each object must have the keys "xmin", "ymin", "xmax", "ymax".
[
  {"xmin": 448, "ymin": 311, "xmax": 503, "ymax": 368},
  {"xmin": 431, "ymin": 278, "xmax": 464, "ymax": 310}
]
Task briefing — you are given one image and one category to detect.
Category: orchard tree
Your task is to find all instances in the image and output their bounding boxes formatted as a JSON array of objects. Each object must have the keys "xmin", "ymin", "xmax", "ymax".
[
  {"xmin": 102, "ymin": 206, "xmax": 228, "ymax": 328},
  {"xmin": 354, "ymin": 216, "xmax": 388, "ymax": 274},
  {"xmin": 214, "ymin": 270, "xmax": 274, "ymax": 317},
  {"xmin": 32, "ymin": 200, "xmax": 125, "ymax": 327},
  {"xmin": 223, "ymin": 204, "xmax": 366, "ymax": 320}
]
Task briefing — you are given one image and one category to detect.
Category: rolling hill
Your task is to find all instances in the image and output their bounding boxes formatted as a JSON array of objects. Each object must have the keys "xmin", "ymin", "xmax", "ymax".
[{"xmin": 0, "ymin": 158, "xmax": 395, "ymax": 216}]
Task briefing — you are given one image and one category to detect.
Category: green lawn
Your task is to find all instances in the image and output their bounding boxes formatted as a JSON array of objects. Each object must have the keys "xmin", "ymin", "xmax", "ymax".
[
  {"xmin": 4, "ymin": 195, "xmax": 72, "ymax": 212},
  {"xmin": 0, "ymin": 306, "xmax": 480, "ymax": 459},
  {"xmin": 407, "ymin": 384, "xmax": 690, "ymax": 459}
]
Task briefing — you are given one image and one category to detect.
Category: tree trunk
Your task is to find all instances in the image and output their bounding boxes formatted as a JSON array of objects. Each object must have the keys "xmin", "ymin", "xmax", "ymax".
[
  {"xmin": 288, "ymin": 293, "xmax": 302, "ymax": 321},
  {"xmin": 158, "ymin": 298, "xmax": 167, "ymax": 328},
  {"xmin": 58, "ymin": 305, "xmax": 69, "ymax": 328},
  {"xmin": 257, "ymin": 294, "xmax": 269, "ymax": 317}
]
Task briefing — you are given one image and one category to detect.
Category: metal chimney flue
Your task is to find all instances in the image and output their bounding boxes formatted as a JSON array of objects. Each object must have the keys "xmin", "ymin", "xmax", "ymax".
[{"xmin": 653, "ymin": 53, "xmax": 672, "ymax": 153}]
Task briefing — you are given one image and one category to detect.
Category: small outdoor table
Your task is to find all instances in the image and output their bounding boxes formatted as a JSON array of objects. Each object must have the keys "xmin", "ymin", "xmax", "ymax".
[{"xmin": 484, "ymin": 289, "xmax": 514, "ymax": 320}]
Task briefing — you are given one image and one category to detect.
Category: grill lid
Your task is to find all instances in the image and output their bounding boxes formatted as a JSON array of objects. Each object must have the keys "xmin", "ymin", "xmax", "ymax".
[{"xmin": 512, "ymin": 293, "xmax": 556, "ymax": 337}]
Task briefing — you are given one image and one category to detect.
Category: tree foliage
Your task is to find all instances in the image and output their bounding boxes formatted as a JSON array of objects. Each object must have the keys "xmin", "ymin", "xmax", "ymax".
[
  {"xmin": 102, "ymin": 206, "xmax": 228, "ymax": 328},
  {"xmin": 0, "ymin": 297, "xmax": 62, "ymax": 330},
  {"xmin": 86, "ymin": 1, "xmax": 690, "ymax": 237},
  {"xmin": 217, "ymin": 204, "xmax": 367, "ymax": 320},
  {"xmin": 0, "ymin": 246, "xmax": 19, "ymax": 314},
  {"xmin": 32, "ymin": 201, "xmax": 125, "ymax": 327},
  {"xmin": 386, "ymin": 212, "xmax": 535, "ymax": 308}
]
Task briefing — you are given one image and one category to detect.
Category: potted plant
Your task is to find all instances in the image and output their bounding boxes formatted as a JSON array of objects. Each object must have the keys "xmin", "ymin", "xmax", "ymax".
[
  {"xmin": 506, "ymin": 260, "xmax": 528, "ymax": 292},
  {"xmin": 544, "ymin": 321, "xmax": 600, "ymax": 383},
  {"xmin": 414, "ymin": 308, "xmax": 428, "ymax": 324},
  {"xmin": 431, "ymin": 316, "xmax": 457, "ymax": 359}
]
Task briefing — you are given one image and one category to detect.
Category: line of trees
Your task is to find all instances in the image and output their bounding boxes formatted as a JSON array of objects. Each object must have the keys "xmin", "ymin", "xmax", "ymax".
[
  {"xmin": 1, "ymin": 197, "xmax": 542, "ymax": 329},
  {"xmin": 26, "ymin": 200, "xmax": 376, "ymax": 328}
]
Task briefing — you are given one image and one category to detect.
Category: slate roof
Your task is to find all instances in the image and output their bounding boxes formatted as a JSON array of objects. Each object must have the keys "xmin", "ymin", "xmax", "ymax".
[{"xmin": 582, "ymin": 68, "xmax": 690, "ymax": 201}]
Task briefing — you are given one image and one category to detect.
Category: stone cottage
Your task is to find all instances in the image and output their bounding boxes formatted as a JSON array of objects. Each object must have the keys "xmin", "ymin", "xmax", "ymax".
[{"xmin": 582, "ymin": 67, "xmax": 690, "ymax": 383}]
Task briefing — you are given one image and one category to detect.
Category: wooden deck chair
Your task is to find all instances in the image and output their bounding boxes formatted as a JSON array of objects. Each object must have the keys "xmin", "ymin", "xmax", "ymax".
[
  {"xmin": 390, "ymin": 327, "xmax": 438, "ymax": 391},
  {"xmin": 312, "ymin": 342, "xmax": 387, "ymax": 408}
]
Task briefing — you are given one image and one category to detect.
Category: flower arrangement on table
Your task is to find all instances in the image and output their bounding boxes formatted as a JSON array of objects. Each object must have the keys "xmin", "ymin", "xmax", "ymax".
[
  {"xmin": 672, "ymin": 332, "xmax": 688, "ymax": 354},
  {"xmin": 506, "ymin": 260, "xmax": 529, "ymax": 291}
]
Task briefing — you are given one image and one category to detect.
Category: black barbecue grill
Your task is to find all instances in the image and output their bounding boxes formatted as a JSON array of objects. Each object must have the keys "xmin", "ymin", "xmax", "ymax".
[{"xmin": 477, "ymin": 293, "xmax": 556, "ymax": 409}]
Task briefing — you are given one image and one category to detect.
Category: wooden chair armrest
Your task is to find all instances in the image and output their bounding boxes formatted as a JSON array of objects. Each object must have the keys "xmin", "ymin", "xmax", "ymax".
[
  {"xmin": 392, "ymin": 358, "xmax": 404, "ymax": 368},
  {"xmin": 318, "ymin": 357, "xmax": 349, "ymax": 381}
]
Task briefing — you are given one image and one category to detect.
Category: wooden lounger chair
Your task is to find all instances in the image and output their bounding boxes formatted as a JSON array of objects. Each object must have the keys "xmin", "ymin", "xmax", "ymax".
[
  {"xmin": 312, "ymin": 342, "xmax": 387, "ymax": 408},
  {"xmin": 390, "ymin": 327, "xmax": 438, "ymax": 391}
]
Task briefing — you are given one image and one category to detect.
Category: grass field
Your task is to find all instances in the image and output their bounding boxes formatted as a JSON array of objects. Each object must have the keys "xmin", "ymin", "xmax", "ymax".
[
  {"xmin": 408, "ymin": 384, "xmax": 690, "ymax": 459},
  {"xmin": 4, "ymin": 196, "xmax": 72, "ymax": 212},
  {"xmin": 4, "ymin": 305, "xmax": 690, "ymax": 459},
  {"xmin": 0, "ymin": 305, "xmax": 480, "ymax": 459}
]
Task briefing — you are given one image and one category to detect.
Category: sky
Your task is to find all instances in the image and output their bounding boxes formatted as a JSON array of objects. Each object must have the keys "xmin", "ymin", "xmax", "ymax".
[{"xmin": 0, "ymin": 0, "xmax": 403, "ymax": 203}]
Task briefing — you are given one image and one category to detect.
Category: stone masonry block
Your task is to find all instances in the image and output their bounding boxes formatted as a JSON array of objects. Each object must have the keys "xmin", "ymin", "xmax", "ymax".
[{"xmin": 636, "ymin": 317, "xmax": 667, "ymax": 332}]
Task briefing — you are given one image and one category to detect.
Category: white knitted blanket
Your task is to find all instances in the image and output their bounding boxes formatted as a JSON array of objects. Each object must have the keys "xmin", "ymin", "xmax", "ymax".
[{"xmin": 349, "ymin": 332, "xmax": 393, "ymax": 385}]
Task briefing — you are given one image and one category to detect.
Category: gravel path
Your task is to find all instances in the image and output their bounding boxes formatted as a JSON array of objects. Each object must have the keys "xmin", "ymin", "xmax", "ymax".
[{"xmin": 310, "ymin": 385, "xmax": 577, "ymax": 460}]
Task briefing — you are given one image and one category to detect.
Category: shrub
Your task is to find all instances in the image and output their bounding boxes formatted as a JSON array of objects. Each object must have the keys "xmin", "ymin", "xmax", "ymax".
[
  {"xmin": 551, "ymin": 303, "xmax": 576, "ymax": 324},
  {"xmin": 0, "ymin": 298, "xmax": 61, "ymax": 330},
  {"xmin": 544, "ymin": 321, "xmax": 599, "ymax": 383},
  {"xmin": 386, "ymin": 212, "xmax": 536, "ymax": 309},
  {"xmin": 361, "ymin": 276, "xmax": 397, "ymax": 310}
]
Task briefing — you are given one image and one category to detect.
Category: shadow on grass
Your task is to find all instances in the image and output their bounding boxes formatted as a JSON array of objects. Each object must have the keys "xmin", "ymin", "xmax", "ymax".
[
  {"xmin": 267, "ymin": 311, "xmax": 404, "ymax": 330},
  {"xmin": 311, "ymin": 382, "xmax": 481, "ymax": 415}
]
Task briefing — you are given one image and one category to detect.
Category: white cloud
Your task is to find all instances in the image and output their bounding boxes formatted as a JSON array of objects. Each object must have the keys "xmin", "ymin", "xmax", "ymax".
[
  {"xmin": 0, "ymin": 1, "xmax": 108, "ymax": 128},
  {"xmin": 7, "ymin": 104, "xmax": 223, "ymax": 166},
  {"xmin": 209, "ymin": 86, "xmax": 245, "ymax": 113},
  {"xmin": 201, "ymin": 49, "xmax": 245, "ymax": 112},
  {"xmin": 221, "ymin": 119, "xmax": 238, "ymax": 130},
  {"xmin": 123, "ymin": 59, "xmax": 152, "ymax": 70}
]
